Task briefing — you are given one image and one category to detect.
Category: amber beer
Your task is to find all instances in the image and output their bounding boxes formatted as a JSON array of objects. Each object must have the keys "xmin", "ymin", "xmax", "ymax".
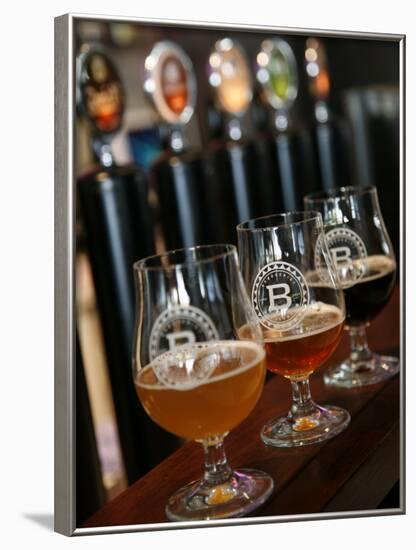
[
  {"xmin": 135, "ymin": 341, "xmax": 266, "ymax": 441},
  {"xmin": 264, "ymin": 304, "xmax": 344, "ymax": 380}
]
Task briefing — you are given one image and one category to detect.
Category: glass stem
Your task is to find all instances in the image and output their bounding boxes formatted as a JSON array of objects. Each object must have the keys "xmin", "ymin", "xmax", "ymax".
[
  {"xmin": 289, "ymin": 378, "xmax": 316, "ymax": 420},
  {"xmin": 348, "ymin": 324, "xmax": 373, "ymax": 369},
  {"xmin": 202, "ymin": 436, "xmax": 233, "ymax": 486}
]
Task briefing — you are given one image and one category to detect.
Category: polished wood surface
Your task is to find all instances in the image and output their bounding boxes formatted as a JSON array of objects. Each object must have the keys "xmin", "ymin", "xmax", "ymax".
[{"xmin": 83, "ymin": 288, "xmax": 401, "ymax": 528}]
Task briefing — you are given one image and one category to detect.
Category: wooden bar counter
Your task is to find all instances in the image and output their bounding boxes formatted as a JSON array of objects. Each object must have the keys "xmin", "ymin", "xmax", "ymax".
[{"xmin": 82, "ymin": 288, "xmax": 401, "ymax": 529}]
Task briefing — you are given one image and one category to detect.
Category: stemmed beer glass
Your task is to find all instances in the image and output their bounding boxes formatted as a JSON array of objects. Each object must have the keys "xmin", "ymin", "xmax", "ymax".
[
  {"xmin": 133, "ymin": 244, "xmax": 273, "ymax": 521},
  {"xmin": 237, "ymin": 212, "xmax": 349, "ymax": 447},
  {"xmin": 304, "ymin": 185, "xmax": 398, "ymax": 387}
]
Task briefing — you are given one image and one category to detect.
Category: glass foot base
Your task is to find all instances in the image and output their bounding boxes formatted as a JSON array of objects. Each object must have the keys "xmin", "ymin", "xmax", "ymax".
[
  {"xmin": 260, "ymin": 405, "xmax": 350, "ymax": 448},
  {"xmin": 324, "ymin": 354, "xmax": 400, "ymax": 388},
  {"xmin": 165, "ymin": 469, "xmax": 274, "ymax": 521}
]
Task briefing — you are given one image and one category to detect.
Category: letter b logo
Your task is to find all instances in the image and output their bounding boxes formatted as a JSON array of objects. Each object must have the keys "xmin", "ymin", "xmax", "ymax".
[
  {"xmin": 331, "ymin": 246, "xmax": 352, "ymax": 270},
  {"xmin": 266, "ymin": 283, "xmax": 292, "ymax": 313},
  {"xmin": 252, "ymin": 261, "xmax": 309, "ymax": 331},
  {"xmin": 166, "ymin": 330, "xmax": 196, "ymax": 350}
]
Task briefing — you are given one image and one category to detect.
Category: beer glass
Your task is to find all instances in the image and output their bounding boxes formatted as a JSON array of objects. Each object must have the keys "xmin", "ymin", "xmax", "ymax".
[
  {"xmin": 237, "ymin": 212, "xmax": 349, "ymax": 447},
  {"xmin": 133, "ymin": 244, "xmax": 273, "ymax": 521},
  {"xmin": 304, "ymin": 185, "xmax": 398, "ymax": 387}
]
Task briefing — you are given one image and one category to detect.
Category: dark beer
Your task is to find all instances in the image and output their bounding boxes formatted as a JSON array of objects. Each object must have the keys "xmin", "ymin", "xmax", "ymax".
[
  {"xmin": 263, "ymin": 304, "xmax": 344, "ymax": 380},
  {"xmin": 344, "ymin": 255, "xmax": 396, "ymax": 326}
]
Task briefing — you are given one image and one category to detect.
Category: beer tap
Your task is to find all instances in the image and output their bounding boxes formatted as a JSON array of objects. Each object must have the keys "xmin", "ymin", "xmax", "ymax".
[
  {"xmin": 304, "ymin": 37, "xmax": 352, "ymax": 191},
  {"xmin": 77, "ymin": 44, "xmax": 155, "ymax": 260},
  {"xmin": 144, "ymin": 41, "xmax": 207, "ymax": 250},
  {"xmin": 255, "ymin": 38, "xmax": 306, "ymax": 211},
  {"xmin": 203, "ymin": 38, "xmax": 258, "ymax": 242},
  {"xmin": 77, "ymin": 45, "xmax": 124, "ymax": 164},
  {"xmin": 208, "ymin": 38, "xmax": 253, "ymax": 142}
]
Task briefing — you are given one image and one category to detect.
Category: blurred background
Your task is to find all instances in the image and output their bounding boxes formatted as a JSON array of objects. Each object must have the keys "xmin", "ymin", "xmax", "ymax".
[{"xmin": 74, "ymin": 18, "xmax": 400, "ymax": 525}]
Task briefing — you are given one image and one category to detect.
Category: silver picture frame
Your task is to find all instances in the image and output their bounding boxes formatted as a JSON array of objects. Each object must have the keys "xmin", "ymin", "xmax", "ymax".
[{"xmin": 54, "ymin": 12, "xmax": 405, "ymax": 536}]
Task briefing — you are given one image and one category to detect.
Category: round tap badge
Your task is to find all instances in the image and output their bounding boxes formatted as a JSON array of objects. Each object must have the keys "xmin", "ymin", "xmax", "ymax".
[
  {"xmin": 304, "ymin": 38, "xmax": 330, "ymax": 102},
  {"xmin": 144, "ymin": 41, "xmax": 196, "ymax": 125},
  {"xmin": 315, "ymin": 227, "xmax": 368, "ymax": 288},
  {"xmin": 77, "ymin": 46, "xmax": 124, "ymax": 134},
  {"xmin": 208, "ymin": 38, "xmax": 253, "ymax": 116},
  {"xmin": 252, "ymin": 261, "xmax": 310, "ymax": 331},
  {"xmin": 256, "ymin": 39, "xmax": 298, "ymax": 111},
  {"xmin": 149, "ymin": 305, "xmax": 219, "ymax": 362}
]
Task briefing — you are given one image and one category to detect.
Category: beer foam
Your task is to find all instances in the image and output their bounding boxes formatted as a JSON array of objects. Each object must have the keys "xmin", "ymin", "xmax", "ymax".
[
  {"xmin": 305, "ymin": 269, "xmax": 337, "ymax": 288},
  {"xmin": 307, "ymin": 254, "xmax": 396, "ymax": 288},
  {"xmin": 263, "ymin": 303, "xmax": 344, "ymax": 343},
  {"xmin": 356, "ymin": 254, "xmax": 396, "ymax": 284},
  {"xmin": 136, "ymin": 340, "xmax": 265, "ymax": 391}
]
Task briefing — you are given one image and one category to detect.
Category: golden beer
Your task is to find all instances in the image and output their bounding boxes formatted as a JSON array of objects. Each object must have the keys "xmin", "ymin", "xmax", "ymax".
[{"xmin": 135, "ymin": 341, "xmax": 266, "ymax": 441}]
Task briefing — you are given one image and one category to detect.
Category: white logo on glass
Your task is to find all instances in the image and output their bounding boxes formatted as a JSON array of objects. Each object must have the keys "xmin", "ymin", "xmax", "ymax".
[
  {"xmin": 252, "ymin": 261, "xmax": 310, "ymax": 331},
  {"xmin": 149, "ymin": 305, "xmax": 219, "ymax": 361},
  {"xmin": 315, "ymin": 228, "xmax": 367, "ymax": 288}
]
